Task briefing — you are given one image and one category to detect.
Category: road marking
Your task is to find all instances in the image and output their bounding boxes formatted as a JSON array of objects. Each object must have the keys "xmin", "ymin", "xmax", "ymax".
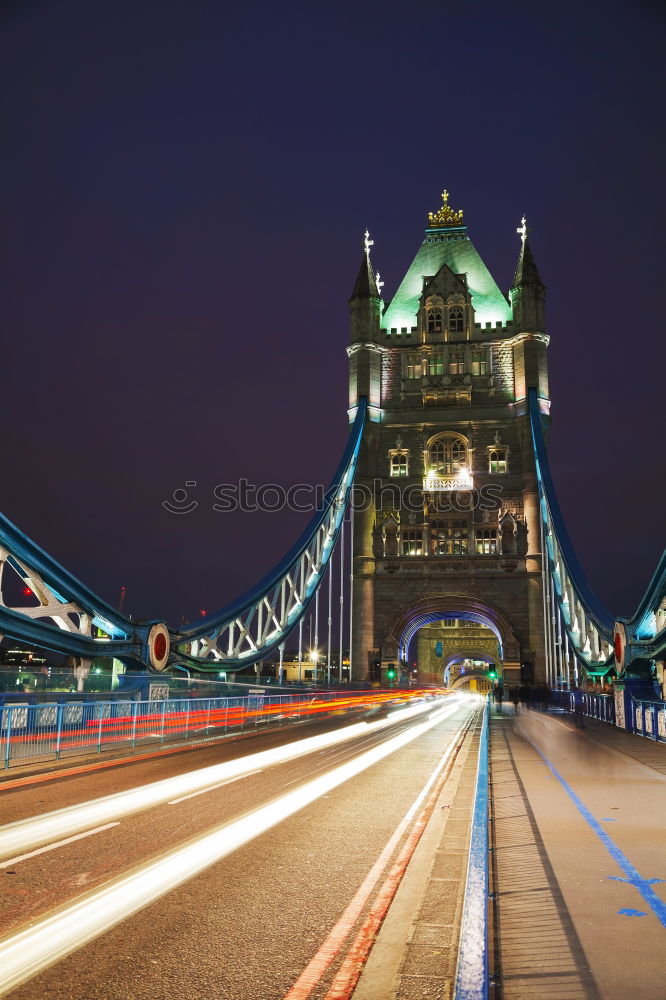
[
  {"xmin": 0, "ymin": 823, "xmax": 120, "ymax": 869},
  {"xmin": 0, "ymin": 701, "xmax": 462, "ymax": 998},
  {"xmin": 0, "ymin": 699, "xmax": 459, "ymax": 862},
  {"xmin": 283, "ymin": 710, "xmax": 472, "ymax": 1000},
  {"xmin": 167, "ymin": 770, "xmax": 263, "ymax": 804}
]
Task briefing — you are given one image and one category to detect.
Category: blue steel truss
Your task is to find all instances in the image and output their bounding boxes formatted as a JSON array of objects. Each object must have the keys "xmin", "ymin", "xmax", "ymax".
[
  {"xmin": 529, "ymin": 388, "xmax": 666, "ymax": 679},
  {"xmin": 529, "ymin": 388, "xmax": 615, "ymax": 677},
  {"xmin": 0, "ymin": 401, "xmax": 366, "ymax": 673}
]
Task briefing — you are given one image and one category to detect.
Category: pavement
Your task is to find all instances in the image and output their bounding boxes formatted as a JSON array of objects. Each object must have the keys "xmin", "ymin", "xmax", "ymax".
[{"xmin": 490, "ymin": 706, "xmax": 666, "ymax": 1000}]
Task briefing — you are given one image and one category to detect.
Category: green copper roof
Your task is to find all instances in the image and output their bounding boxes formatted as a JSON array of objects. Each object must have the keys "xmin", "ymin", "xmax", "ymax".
[{"xmin": 382, "ymin": 230, "xmax": 512, "ymax": 330}]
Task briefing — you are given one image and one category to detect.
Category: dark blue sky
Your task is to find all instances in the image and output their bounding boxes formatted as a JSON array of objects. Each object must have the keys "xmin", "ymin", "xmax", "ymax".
[{"xmin": 1, "ymin": 0, "xmax": 664, "ymax": 625}]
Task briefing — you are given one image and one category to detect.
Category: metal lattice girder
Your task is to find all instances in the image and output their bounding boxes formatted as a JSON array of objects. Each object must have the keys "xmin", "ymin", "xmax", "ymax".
[
  {"xmin": 528, "ymin": 388, "xmax": 615, "ymax": 674},
  {"xmin": 0, "ymin": 521, "xmax": 156, "ymax": 667},
  {"xmin": 0, "ymin": 400, "xmax": 366, "ymax": 673},
  {"xmin": 175, "ymin": 400, "xmax": 366, "ymax": 670}
]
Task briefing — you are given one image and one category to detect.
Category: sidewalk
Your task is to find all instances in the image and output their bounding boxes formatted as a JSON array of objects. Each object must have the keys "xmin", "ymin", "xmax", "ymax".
[
  {"xmin": 352, "ymin": 708, "xmax": 483, "ymax": 999},
  {"xmin": 490, "ymin": 706, "xmax": 666, "ymax": 1000}
]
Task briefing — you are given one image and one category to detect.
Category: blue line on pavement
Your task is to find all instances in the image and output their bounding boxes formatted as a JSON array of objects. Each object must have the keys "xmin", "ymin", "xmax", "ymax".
[{"xmin": 520, "ymin": 731, "xmax": 666, "ymax": 928}]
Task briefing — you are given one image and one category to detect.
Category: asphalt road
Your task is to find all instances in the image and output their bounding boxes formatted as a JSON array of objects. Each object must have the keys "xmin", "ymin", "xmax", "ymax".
[{"xmin": 0, "ymin": 695, "xmax": 477, "ymax": 1000}]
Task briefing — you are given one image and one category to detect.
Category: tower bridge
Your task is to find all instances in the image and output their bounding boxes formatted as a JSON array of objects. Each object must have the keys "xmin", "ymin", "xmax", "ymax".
[
  {"xmin": 1, "ymin": 192, "xmax": 666, "ymax": 1000},
  {"xmin": 0, "ymin": 190, "xmax": 664, "ymax": 705}
]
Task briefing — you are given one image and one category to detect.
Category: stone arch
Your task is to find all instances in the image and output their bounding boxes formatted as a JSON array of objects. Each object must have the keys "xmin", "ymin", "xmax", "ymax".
[
  {"xmin": 383, "ymin": 594, "xmax": 521, "ymax": 664},
  {"xmin": 442, "ymin": 650, "xmax": 502, "ymax": 688},
  {"xmin": 451, "ymin": 669, "xmax": 496, "ymax": 691}
]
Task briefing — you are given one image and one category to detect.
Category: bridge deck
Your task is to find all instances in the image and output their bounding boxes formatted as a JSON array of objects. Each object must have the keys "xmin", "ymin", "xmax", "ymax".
[{"xmin": 490, "ymin": 707, "xmax": 666, "ymax": 1000}]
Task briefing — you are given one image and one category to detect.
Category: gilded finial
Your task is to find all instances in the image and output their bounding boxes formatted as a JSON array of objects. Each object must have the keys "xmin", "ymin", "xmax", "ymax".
[{"xmin": 428, "ymin": 189, "xmax": 464, "ymax": 228}]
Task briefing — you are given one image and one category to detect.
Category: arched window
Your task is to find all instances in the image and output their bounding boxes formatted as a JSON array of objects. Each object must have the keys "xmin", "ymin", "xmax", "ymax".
[
  {"xmin": 475, "ymin": 528, "xmax": 498, "ymax": 555},
  {"xmin": 427, "ymin": 308, "xmax": 443, "ymax": 334},
  {"xmin": 401, "ymin": 530, "xmax": 423, "ymax": 556},
  {"xmin": 449, "ymin": 306, "xmax": 465, "ymax": 333},
  {"xmin": 428, "ymin": 436, "xmax": 467, "ymax": 474},
  {"xmin": 390, "ymin": 452, "xmax": 408, "ymax": 477},
  {"xmin": 431, "ymin": 519, "xmax": 469, "ymax": 555},
  {"xmin": 489, "ymin": 449, "xmax": 507, "ymax": 474},
  {"xmin": 428, "ymin": 356, "xmax": 444, "ymax": 376}
]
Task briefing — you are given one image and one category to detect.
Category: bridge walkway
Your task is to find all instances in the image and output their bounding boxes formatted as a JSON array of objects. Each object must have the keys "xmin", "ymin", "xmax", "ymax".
[{"xmin": 490, "ymin": 706, "xmax": 666, "ymax": 1000}]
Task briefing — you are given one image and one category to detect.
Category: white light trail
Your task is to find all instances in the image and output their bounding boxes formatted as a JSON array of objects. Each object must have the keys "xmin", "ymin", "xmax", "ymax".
[
  {"xmin": 0, "ymin": 696, "xmax": 460, "ymax": 861},
  {"xmin": 167, "ymin": 770, "xmax": 263, "ymax": 805},
  {"xmin": 0, "ymin": 699, "xmax": 465, "ymax": 997}
]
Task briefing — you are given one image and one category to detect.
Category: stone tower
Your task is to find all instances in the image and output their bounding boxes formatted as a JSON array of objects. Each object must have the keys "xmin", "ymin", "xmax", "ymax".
[{"xmin": 347, "ymin": 193, "xmax": 549, "ymax": 687}]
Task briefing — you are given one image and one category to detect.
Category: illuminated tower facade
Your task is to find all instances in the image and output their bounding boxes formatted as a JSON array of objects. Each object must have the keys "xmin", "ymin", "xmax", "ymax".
[{"xmin": 347, "ymin": 193, "xmax": 549, "ymax": 686}]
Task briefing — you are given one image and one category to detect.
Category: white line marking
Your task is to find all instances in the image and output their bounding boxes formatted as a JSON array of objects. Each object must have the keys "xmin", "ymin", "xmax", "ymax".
[
  {"xmin": 0, "ymin": 823, "xmax": 120, "ymax": 869},
  {"xmin": 0, "ymin": 703, "xmax": 465, "ymax": 998},
  {"xmin": 168, "ymin": 770, "xmax": 263, "ymax": 804},
  {"xmin": 0, "ymin": 697, "xmax": 461, "ymax": 862}
]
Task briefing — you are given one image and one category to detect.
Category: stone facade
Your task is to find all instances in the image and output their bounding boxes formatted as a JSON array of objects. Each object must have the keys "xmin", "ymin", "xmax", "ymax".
[{"xmin": 347, "ymin": 195, "xmax": 549, "ymax": 686}]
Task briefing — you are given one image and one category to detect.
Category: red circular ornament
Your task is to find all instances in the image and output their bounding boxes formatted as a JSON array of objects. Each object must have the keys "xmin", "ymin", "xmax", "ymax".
[
  {"xmin": 614, "ymin": 632, "xmax": 623, "ymax": 663},
  {"xmin": 154, "ymin": 633, "xmax": 167, "ymax": 661}
]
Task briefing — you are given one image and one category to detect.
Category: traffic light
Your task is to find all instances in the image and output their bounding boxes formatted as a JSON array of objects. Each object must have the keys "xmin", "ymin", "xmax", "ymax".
[
  {"xmin": 489, "ymin": 668, "xmax": 497, "ymax": 679},
  {"xmin": 387, "ymin": 667, "xmax": 396, "ymax": 680}
]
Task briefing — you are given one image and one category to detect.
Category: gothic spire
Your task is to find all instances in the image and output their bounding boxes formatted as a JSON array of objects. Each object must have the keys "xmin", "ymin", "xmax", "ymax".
[
  {"xmin": 512, "ymin": 217, "xmax": 545, "ymax": 289},
  {"xmin": 349, "ymin": 229, "xmax": 380, "ymax": 301}
]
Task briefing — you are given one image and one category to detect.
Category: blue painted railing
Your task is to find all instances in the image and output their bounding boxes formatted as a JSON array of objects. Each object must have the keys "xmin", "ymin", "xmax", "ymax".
[
  {"xmin": 550, "ymin": 688, "xmax": 666, "ymax": 743},
  {"xmin": 623, "ymin": 695, "xmax": 666, "ymax": 742},
  {"xmin": 454, "ymin": 697, "xmax": 490, "ymax": 1000},
  {"xmin": 0, "ymin": 690, "xmax": 364, "ymax": 769},
  {"xmin": 550, "ymin": 690, "xmax": 615, "ymax": 725}
]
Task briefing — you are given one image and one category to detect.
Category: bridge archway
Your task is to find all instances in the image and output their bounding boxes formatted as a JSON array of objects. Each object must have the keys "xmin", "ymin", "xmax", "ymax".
[
  {"xmin": 382, "ymin": 595, "xmax": 521, "ymax": 684},
  {"xmin": 443, "ymin": 651, "xmax": 502, "ymax": 689},
  {"xmin": 385, "ymin": 595, "xmax": 520, "ymax": 662}
]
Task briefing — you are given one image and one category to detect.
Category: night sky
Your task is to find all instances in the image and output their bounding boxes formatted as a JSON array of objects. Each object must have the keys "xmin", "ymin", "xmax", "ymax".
[{"xmin": 1, "ymin": 0, "xmax": 664, "ymax": 629}]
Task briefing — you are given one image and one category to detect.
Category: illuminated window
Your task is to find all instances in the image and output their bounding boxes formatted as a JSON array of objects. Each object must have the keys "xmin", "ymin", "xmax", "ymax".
[
  {"xmin": 489, "ymin": 449, "xmax": 508, "ymax": 474},
  {"xmin": 428, "ymin": 356, "xmax": 444, "ymax": 376},
  {"xmin": 429, "ymin": 435, "xmax": 467, "ymax": 473},
  {"xmin": 427, "ymin": 308, "xmax": 443, "ymax": 334},
  {"xmin": 471, "ymin": 352, "xmax": 488, "ymax": 376},
  {"xmin": 401, "ymin": 530, "xmax": 423, "ymax": 556},
  {"xmin": 390, "ymin": 452, "xmax": 408, "ymax": 477},
  {"xmin": 449, "ymin": 306, "xmax": 465, "ymax": 332},
  {"xmin": 476, "ymin": 529, "xmax": 498, "ymax": 555},
  {"xmin": 431, "ymin": 519, "xmax": 469, "ymax": 555},
  {"xmin": 406, "ymin": 361, "xmax": 422, "ymax": 379},
  {"xmin": 449, "ymin": 354, "xmax": 464, "ymax": 375}
]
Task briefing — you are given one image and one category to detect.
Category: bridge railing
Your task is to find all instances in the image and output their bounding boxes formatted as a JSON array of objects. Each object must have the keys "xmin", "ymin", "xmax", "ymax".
[
  {"xmin": 550, "ymin": 688, "xmax": 666, "ymax": 742},
  {"xmin": 549, "ymin": 690, "xmax": 616, "ymax": 724},
  {"xmin": 0, "ymin": 690, "xmax": 369, "ymax": 769},
  {"xmin": 454, "ymin": 696, "xmax": 490, "ymax": 1000},
  {"xmin": 627, "ymin": 697, "xmax": 666, "ymax": 742}
]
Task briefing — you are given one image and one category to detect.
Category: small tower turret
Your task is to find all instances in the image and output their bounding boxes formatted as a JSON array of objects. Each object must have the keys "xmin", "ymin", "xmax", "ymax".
[
  {"xmin": 510, "ymin": 217, "xmax": 549, "ymax": 404},
  {"xmin": 347, "ymin": 230, "xmax": 383, "ymax": 420},
  {"xmin": 510, "ymin": 216, "xmax": 546, "ymax": 333}
]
